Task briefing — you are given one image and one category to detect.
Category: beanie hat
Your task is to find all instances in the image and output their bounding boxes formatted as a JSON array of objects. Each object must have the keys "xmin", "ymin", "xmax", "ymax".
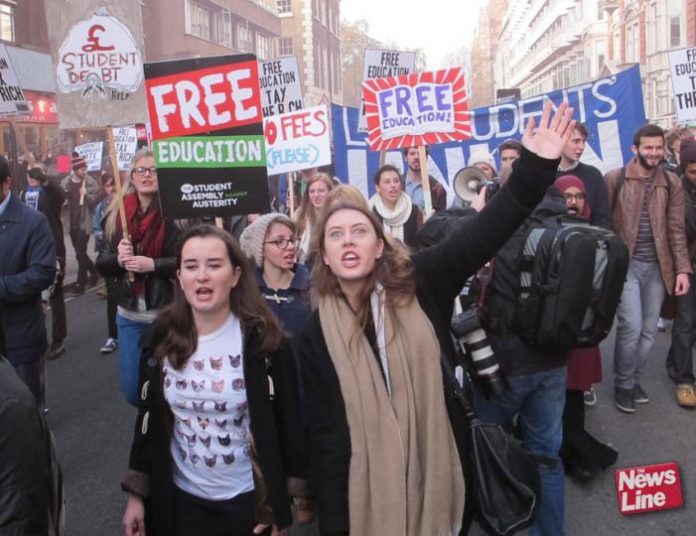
[
  {"xmin": 71, "ymin": 151, "xmax": 87, "ymax": 171},
  {"xmin": 680, "ymin": 139, "xmax": 696, "ymax": 174},
  {"xmin": 469, "ymin": 151, "xmax": 497, "ymax": 174},
  {"xmin": 554, "ymin": 174, "xmax": 590, "ymax": 220},
  {"xmin": 239, "ymin": 212, "xmax": 293, "ymax": 267}
]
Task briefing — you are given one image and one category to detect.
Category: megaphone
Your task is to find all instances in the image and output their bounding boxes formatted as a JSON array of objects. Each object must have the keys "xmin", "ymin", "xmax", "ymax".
[{"xmin": 453, "ymin": 166, "xmax": 488, "ymax": 204}]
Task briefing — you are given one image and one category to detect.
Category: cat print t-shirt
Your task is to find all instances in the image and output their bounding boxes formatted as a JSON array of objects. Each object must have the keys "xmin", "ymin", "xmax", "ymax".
[{"xmin": 163, "ymin": 313, "xmax": 253, "ymax": 500}]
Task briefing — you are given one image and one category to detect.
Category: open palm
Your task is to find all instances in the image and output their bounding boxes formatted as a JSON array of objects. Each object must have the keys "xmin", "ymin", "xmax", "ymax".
[{"xmin": 521, "ymin": 101, "xmax": 576, "ymax": 160}]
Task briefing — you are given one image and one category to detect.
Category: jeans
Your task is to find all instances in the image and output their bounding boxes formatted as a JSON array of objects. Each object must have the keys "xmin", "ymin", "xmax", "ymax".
[
  {"xmin": 613, "ymin": 259, "xmax": 666, "ymax": 390},
  {"xmin": 666, "ymin": 273, "xmax": 696, "ymax": 385},
  {"xmin": 474, "ymin": 366, "xmax": 567, "ymax": 536},
  {"xmin": 116, "ymin": 313, "xmax": 152, "ymax": 406},
  {"xmin": 69, "ymin": 229, "xmax": 96, "ymax": 286},
  {"xmin": 173, "ymin": 487, "xmax": 260, "ymax": 536}
]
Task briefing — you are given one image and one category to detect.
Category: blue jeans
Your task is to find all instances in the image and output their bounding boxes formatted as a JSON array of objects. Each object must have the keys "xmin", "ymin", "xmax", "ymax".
[
  {"xmin": 475, "ymin": 366, "xmax": 567, "ymax": 536},
  {"xmin": 117, "ymin": 313, "xmax": 152, "ymax": 407},
  {"xmin": 613, "ymin": 259, "xmax": 666, "ymax": 390}
]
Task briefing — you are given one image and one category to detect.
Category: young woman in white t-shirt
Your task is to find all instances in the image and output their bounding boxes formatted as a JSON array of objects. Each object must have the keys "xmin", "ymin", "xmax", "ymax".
[{"xmin": 122, "ymin": 224, "xmax": 307, "ymax": 536}]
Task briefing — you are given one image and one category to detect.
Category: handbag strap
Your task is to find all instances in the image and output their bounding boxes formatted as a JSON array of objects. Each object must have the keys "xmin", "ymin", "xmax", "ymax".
[{"xmin": 439, "ymin": 353, "xmax": 477, "ymax": 422}]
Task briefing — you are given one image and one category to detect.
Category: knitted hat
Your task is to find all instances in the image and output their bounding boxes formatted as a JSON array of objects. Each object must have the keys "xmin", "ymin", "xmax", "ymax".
[
  {"xmin": 680, "ymin": 138, "xmax": 696, "ymax": 173},
  {"xmin": 71, "ymin": 151, "xmax": 87, "ymax": 171},
  {"xmin": 239, "ymin": 212, "xmax": 293, "ymax": 267},
  {"xmin": 469, "ymin": 151, "xmax": 498, "ymax": 174},
  {"xmin": 554, "ymin": 174, "xmax": 591, "ymax": 219}
]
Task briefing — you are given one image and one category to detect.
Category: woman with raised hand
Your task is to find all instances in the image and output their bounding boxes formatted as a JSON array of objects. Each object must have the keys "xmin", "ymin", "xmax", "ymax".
[
  {"xmin": 295, "ymin": 173, "xmax": 335, "ymax": 265},
  {"xmin": 96, "ymin": 148, "xmax": 179, "ymax": 406},
  {"xmin": 122, "ymin": 224, "xmax": 306, "ymax": 536},
  {"xmin": 296, "ymin": 102, "xmax": 575, "ymax": 536}
]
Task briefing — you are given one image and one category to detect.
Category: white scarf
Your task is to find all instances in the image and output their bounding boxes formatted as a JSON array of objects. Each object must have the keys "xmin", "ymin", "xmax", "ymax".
[
  {"xmin": 297, "ymin": 221, "xmax": 312, "ymax": 264},
  {"xmin": 369, "ymin": 192, "xmax": 412, "ymax": 243}
]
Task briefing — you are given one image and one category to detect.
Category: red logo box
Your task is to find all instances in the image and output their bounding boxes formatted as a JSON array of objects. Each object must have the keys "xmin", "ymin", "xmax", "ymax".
[{"xmin": 615, "ymin": 462, "xmax": 683, "ymax": 515}]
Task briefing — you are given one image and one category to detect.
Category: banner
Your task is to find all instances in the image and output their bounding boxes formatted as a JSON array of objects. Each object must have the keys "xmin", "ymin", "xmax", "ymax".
[
  {"xmin": 74, "ymin": 141, "xmax": 104, "ymax": 172},
  {"xmin": 145, "ymin": 54, "xmax": 269, "ymax": 219},
  {"xmin": 0, "ymin": 44, "xmax": 28, "ymax": 115},
  {"xmin": 259, "ymin": 56, "xmax": 303, "ymax": 117},
  {"xmin": 45, "ymin": 2, "xmax": 147, "ymax": 128},
  {"xmin": 668, "ymin": 47, "xmax": 696, "ymax": 123},
  {"xmin": 334, "ymin": 66, "xmax": 646, "ymax": 202},
  {"xmin": 362, "ymin": 67, "xmax": 471, "ymax": 151},
  {"xmin": 358, "ymin": 49, "xmax": 416, "ymax": 131},
  {"xmin": 264, "ymin": 105, "xmax": 330, "ymax": 175}
]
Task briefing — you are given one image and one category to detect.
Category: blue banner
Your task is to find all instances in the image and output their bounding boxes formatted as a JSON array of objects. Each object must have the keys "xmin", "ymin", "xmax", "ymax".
[{"xmin": 331, "ymin": 65, "xmax": 646, "ymax": 201}]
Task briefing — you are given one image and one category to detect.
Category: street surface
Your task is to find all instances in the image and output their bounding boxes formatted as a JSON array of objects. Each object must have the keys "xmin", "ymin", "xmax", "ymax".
[{"xmin": 47, "ymin": 242, "xmax": 696, "ymax": 535}]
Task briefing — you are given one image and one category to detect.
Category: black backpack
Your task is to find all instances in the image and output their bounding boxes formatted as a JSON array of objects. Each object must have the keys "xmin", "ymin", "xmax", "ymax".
[{"xmin": 511, "ymin": 215, "xmax": 629, "ymax": 349}]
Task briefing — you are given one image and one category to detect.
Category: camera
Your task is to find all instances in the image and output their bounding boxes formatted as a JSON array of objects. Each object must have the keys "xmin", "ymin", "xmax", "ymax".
[{"xmin": 451, "ymin": 302, "xmax": 506, "ymax": 398}]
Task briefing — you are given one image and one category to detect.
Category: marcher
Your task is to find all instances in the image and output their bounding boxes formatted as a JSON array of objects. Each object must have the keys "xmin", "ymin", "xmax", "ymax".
[
  {"xmin": 96, "ymin": 148, "xmax": 179, "ymax": 406},
  {"xmin": 121, "ymin": 224, "xmax": 307, "ymax": 536},
  {"xmin": 498, "ymin": 138, "xmax": 522, "ymax": 168},
  {"xmin": 402, "ymin": 146, "xmax": 447, "ymax": 212},
  {"xmin": 61, "ymin": 152, "xmax": 99, "ymax": 295},
  {"xmin": 369, "ymin": 164, "xmax": 423, "ymax": 250},
  {"xmin": 0, "ymin": 156, "xmax": 56, "ymax": 401},
  {"xmin": 295, "ymin": 172, "xmax": 335, "ymax": 264},
  {"xmin": 605, "ymin": 124, "xmax": 692, "ymax": 413},
  {"xmin": 296, "ymin": 102, "xmax": 576, "ymax": 536},
  {"xmin": 469, "ymin": 151, "xmax": 498, "ymax": 181},
  {"xmin": 93, "ymin": 173, "xmax": 118, "ymax": 354}
]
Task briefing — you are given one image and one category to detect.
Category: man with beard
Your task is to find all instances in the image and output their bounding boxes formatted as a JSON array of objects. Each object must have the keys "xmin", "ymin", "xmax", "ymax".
[
  {"xmin": 605, "ymin": 124, "xmax": 692, "ymax": 414},
  {"xmin": 402, "ymin": 146, "xmax": 447, "ymax": 214}
]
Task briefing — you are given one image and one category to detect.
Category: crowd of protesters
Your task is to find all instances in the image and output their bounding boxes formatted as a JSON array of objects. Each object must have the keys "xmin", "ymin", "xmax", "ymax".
[{"xmin": 2, "ymin": 104, "xmax": 696, "ymax": 536}]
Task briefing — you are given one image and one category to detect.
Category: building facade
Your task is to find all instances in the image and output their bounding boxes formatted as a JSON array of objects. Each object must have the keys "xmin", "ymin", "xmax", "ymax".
[{"xmin": 470, "ymin": 0, "xmax": 508, "ymax": 108}]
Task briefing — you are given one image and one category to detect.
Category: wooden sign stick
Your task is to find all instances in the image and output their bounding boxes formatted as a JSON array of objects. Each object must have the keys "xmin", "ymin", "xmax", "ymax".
[
  {"xmin": 418, "ymin": 145, "xmax": 433, "ymax": 219},
  {"xmin": 107, "ymin": 126, "xmax": 134, "ymax": 282},
  {"xmin": 288, "ymin": 171, "xmax": 296, "ymax": 219},
  {"xmin": 379, "ymin": 150, "xmax": 386, "ymax": 168},
  {"xmin": 214, "ymin": 217, "xmax": 224, "ymax": 229}
]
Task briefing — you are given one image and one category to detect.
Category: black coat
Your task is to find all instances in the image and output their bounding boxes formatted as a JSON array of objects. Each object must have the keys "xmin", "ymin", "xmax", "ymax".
[
  {"xmin": 122, "ymin": 321, "xmax": 307, "ymax": 534},
  {"xmin": 296, "ymin": 147, "xmax": 561, "ymax": 534}
]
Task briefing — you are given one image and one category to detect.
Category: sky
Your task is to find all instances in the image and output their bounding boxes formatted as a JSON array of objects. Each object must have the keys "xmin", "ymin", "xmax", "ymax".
[{"xmin": 340, "ymin": 0, "xmax": 489, "ymax": 70}]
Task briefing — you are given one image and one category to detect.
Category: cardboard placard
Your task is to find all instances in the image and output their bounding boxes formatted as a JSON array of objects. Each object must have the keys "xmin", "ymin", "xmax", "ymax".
[
  {"xmin": 0, "ymin": 44, "xmax": 29, "ymax": 115},
  {"xmin": 145, "ymin": 54, "xmax": 269, "ymax": 219},
  {"xmin": 112, "ymin": 126, "xmax": 138, "ymax": 170},
  {"xmin": 259, "ymin": 56, "xmax": 304, "ymax": 117},
  {"xmin": 668, "ymin": 47, "xmax": 696, "ymax": 123},
  {"xmin": 74, "ymin": 141, "xmax": 104, "ymax": 172},
  {"xmin": 263, "ymin": 105, "xmax": 331, "ymax": 175}
]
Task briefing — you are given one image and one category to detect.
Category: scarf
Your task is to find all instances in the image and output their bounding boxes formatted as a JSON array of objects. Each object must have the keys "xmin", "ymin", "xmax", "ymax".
[
  {"xmin": 318, "ymin": 289, "xmax": 465, "ymax": 536},
  {"xmin": 116, "ymin": 193, "xmax": 166, "ymax": 297},
  {"xmin": 369, "ymin": 192, "xmax": 412, "ymax": 243},
  {"xmin": 298, "ymin": 221, "xmax": 312, "ymax": 264}
]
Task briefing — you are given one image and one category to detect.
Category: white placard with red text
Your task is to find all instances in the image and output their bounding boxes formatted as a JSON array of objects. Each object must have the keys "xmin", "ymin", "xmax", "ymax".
[{"xmin": 263, "ymin": 105, "xmax": 331, "ymax": 175}]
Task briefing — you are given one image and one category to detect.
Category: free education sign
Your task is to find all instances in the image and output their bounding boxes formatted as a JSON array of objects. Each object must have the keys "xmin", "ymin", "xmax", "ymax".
[
  {"xmin": 144, "ymin": 54, "xmax": 270, "ymax": 219},
  {"xmin": 362, "ymin": 67, "xmax": 471, "ymax": 151}
]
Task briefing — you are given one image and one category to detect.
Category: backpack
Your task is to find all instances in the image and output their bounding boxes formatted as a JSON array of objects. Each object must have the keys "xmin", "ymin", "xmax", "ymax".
[{"xmin": 511, "ymin": 214, "xmax": 629, "ymax": 349}]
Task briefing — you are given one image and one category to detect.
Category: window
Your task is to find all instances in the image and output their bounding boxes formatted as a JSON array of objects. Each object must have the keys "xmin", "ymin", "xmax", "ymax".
[
  {"xmin": 670, "ymin": 16, "xmax": 681, "ymax": 47},
  {"xmin": 256, "ymin": 34, "xmax": 274, "ymax": 60},
  {"xmin": 190, "ymin": 2, "xmax": 211, "ymax": 40},
  {"xmin": 276, "ymin": 0, "xmax": 292, "ymax": 15},
  {"xmin": 313, "ymin": 40, "xmax": 321, "ymax": 86},
  {"xmin": 215, "ymin": 10, "xmax": 233, "ymax": 48},
  {"xmin": 237, "ymin": 23, "xmax": 251, "ymax": 52},
  {"xmin": 0, "ymin": 3, "xmax": 14, "ymax": 42},
  {"xmin": 278, "ymin": 37, "xmax": 294, "ymax": 57}
]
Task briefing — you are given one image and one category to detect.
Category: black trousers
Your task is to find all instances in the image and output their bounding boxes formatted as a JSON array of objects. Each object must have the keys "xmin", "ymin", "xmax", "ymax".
[
  {"xmin": 69, "ymin": 229, "xmax": 96, "ymax": 286},
  {"xmin": 50, "ymin": 257, "xmax": 67, "ymax": 345},
  {"xmin": 666, "ymin": 274, "xmax": 696, "ymax": 385},
  {"xmin": 107, "ymin": 294, "xmax": 117, "ymax": 339}
]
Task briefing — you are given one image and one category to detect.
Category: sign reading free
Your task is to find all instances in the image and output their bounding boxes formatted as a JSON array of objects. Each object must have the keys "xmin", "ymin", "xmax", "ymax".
[
  {"xmin": 263, "ymin": 105, "xmax": 330, "ymax": 175},
  {"xmin": 668, "ymin": 46, "xmax": 696, "ymax": 123},
  {"xmin": 615, "ymin": 462, "xmax": 683, "ymax": 515},
  {"xmin": 362, "ymin": 67, "xmax": 471, "ymax": 151},
  {"xmin": 144, "ymin": 54, "xmax": 270, "ymax": 219}
]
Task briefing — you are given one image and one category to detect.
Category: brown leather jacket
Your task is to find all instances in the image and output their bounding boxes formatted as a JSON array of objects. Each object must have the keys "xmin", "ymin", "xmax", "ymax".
[{"xmin": 605, "ymin": 157, "xmax": 692, "ymax": 294}]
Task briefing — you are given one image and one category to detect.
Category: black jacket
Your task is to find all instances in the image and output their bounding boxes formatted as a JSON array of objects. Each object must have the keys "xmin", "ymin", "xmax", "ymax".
[
  {"xmin": 296, "ymin": 147, "xmax": 560, "ymax": 534},
  {"xmin": 121, "ymin": 322, "xmax": 307, "ymax": 534},
  {"xmin": 95, "ymin": 218, "xmax": 179, "ymax": 311}
]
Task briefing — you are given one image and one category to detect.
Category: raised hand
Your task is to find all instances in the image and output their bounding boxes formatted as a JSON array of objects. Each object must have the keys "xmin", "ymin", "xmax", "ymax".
[{"xmin": 521, "ymin": 101, "xmax": 575, "ymax": 160}]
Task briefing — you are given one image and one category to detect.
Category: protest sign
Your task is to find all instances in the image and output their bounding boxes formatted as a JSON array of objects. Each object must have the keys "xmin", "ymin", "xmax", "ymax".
[
  {"xmin": 259, "ymin": 56, "xmax": 303, "ymax": 117},
  {"xmin": 75, "ymin": 141, "xmax": 104, "ymax": 172},
  {"xmin": 0, "ymin": 44, "xmax": 28, "ymax": 115},
  {"xmin": 145, "ymin": 54, "xmax": 269, "ymax": 219},
  {"xmin": 668, "ymin": 47, "xmax": 696, "ymax": 123},
  {"xmin": 362, "ymin": 67, "xmax": 471, "ymax": 151},
  {"xmin": 333, "ymin": 66, "xmax": 646, "ymax": 202},
  {"xmin": 615, "ymin": 462, "xmax": 683, "ymax": 515},
  {"xmin": 358, "ymin": 49, "xmax": 416, "ymax": 131},
  {"xmin": 264, "ymin": 105, "xmax": 330, "ymax": 175},
  {"xmin": 44, "ymin": 2, "xmax": 147, "ymax": 128},
  {"xmin": 112, "ymin": 126, "xmax": 138, "ymax": 170}
]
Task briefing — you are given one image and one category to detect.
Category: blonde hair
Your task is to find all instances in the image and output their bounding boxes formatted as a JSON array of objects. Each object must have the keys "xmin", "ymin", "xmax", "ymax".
[{"xmin": 295, "ymin": 172, "xmax": 335, "ymax": 238}]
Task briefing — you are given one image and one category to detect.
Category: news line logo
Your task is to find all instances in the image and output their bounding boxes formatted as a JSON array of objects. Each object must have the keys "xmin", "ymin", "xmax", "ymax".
[{"xmin": 615, "ymin": 462, "xmax": 684, "ymax": 515}]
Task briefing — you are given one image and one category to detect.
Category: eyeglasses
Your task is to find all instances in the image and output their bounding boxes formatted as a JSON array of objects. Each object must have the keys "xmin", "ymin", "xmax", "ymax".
[
  {"xmin": 134, "ymin": 166, "xmax": 158, "ymax": 175},
  {"xmin": 264, "ymin": 237, "xmax": 298, "ymax": 249},
  {"xmin": 563, "ymin": 192, "xmax": 585, "ymax": 202}
]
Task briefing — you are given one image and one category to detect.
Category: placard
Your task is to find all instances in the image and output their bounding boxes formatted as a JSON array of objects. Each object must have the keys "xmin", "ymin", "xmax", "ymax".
[
  {"xmin": 362, "ymin": 67, "xmax": 471, "ymax": 151},
  {"xmin": 668, "ymin": 47, "xmax": 696, "ymax": 123},
  {"xmin": 263, "ymin": 105, "xmax": 330, "ymax": 175},
  {"xmin": 145, "ymin": 54, "xmax": 269, "ymax": 219},
  {"xmin": 615, "ymin": 462, "xmax": 683, "ymax": 515},
  {"xmin": 359, "ymin": 49, "xmax": 416, "ymax": 131},
  {"xmin": 112, "ymin": 126, "xmax": 138, "ymax": 170},
  {"xmin": 0, "ymin": 44, "xmax": 29, "ymax": 115},
  {"xmin": 74, "ymin": 141, "xmax": 104, "ymax": 172},
  {"xmin": 259, "ymin": 56, "xmax": 303, "ymax": 117}
]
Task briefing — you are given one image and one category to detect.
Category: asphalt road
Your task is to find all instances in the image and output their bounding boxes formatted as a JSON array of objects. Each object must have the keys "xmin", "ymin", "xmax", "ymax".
[{"xmin": 46, "ymin": 274, "xmax": 696, "ymax": 535}]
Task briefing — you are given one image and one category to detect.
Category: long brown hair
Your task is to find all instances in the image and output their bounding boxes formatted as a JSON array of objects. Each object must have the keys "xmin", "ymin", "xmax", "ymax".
[
  {"xmin": 155, "ymin": 224, "xmax": 285, "ymax": 369},
  {"xmin": 311, "ymin": 201, "xmax": 415, "ymax": 336},
  {"xmin": 295, "ymin": 172, "xmax": 335, "ymax": 237}
]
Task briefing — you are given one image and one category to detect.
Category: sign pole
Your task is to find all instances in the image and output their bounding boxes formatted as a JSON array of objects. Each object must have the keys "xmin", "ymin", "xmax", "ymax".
[
  {"xmin": 107, "ymin": 126, "xmax": 134, "ymax": 282},
  {"xmin": 418, "ymin": 146, "xmax": 433, "ymax": 219},
  {"xmin": 379, "ymin": 150, "xmax": 386, "ymax": 168},
  {"xmin": 288, "ymin": 171, "xmax": 296, "ymax": 219},
  {"xmin": 214, "ymin": 217, "xmax": 224, "ymax": 229}
]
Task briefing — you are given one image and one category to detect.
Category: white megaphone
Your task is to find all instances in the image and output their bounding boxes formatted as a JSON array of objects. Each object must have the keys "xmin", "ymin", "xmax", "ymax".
[{"xmin": 452, "ymin": 166, "xmax": 488, "ymax": 204}]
